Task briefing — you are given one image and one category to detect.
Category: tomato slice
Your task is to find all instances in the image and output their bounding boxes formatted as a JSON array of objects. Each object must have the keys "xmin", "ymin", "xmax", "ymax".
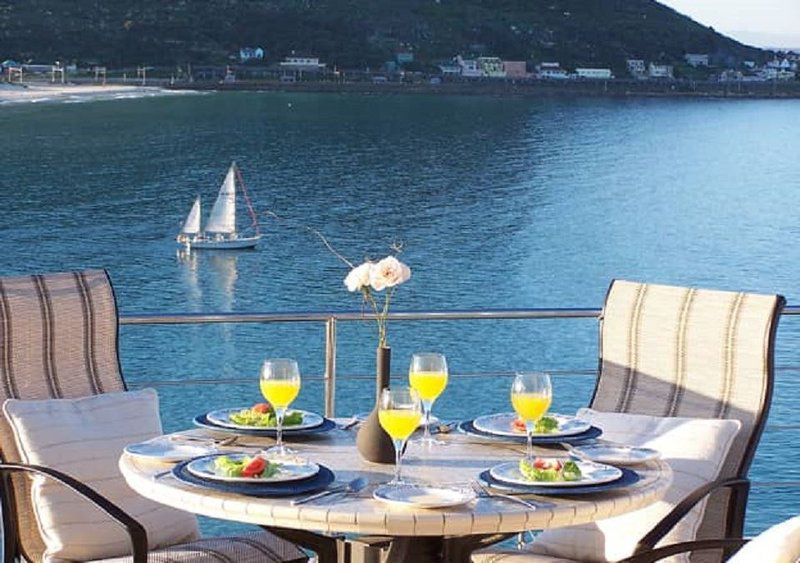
[
  {"xmin": 511, "ymin": 418, "xmax": 527, "ymax": 432},
  {"xmin": 252, "ymin": 403, "xmax": 272, "ymax": 414},
  {"xmin": 241, "ymin": 457, "xmax": 266, "ymax": 477}
]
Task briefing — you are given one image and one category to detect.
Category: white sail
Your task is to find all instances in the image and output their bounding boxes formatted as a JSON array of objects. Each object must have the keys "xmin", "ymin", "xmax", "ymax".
[
  {"xmin": 181, "ymin": 197, "xmax": 202, "ymax": 235},
  {"xmin": 205, "ymin": 165, "xmax": 237, "ymax": 234}
]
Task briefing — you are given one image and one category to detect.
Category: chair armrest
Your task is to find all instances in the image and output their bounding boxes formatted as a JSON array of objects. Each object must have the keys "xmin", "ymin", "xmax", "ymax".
[
  {"xmin": 633, "ymin": 477, "xmax": 749, "ymax": 553},
  {"xmin": 634, "ymin": 478, "xmax": 750, "ymax": 554},
  {"xmin": 0, "ymin": 462, "xmax": 148, "ymax": 563},
  {"xmin": 622, "ymin": 538, "xmax": 748, "ymax": 562}
]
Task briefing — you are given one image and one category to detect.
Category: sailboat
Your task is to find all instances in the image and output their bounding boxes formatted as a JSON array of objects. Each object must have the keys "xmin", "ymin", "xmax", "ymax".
[{"xmin": 176, "ymin": 162, "xmax": 261, "ymax": 250}]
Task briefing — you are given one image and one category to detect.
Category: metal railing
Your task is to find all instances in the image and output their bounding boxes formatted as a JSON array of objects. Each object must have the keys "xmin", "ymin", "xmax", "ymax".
[{"xmin": 120, "ymin": 305, "xmax": 800, "ymax": 418}]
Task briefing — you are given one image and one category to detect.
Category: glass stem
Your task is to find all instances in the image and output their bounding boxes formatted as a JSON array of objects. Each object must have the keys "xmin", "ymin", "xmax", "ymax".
[
  {"xmin": 423, "ymin": 401, "xmax": 432, "ymax": 441},
  {"xmin": 394, "ymin": 439, "xmax": 403, "ymax": 483},
  {"xmin": 276, "ymin": 407, "xmax": 285, "ymax": 450},
  {"xmin": 525, "ymin": 420, "xmax": 534, "ymax": 460}
]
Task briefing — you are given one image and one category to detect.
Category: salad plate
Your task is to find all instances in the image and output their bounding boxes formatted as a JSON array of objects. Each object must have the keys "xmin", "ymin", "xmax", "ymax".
[
  {"xmin": 206, "ymin": 406, "xmax": 324, "ymax": 431},
  {"xmin": 479, "ymin": 466, "xmax": 640, "ymax": 496},
  {"xmin": 173, "ymin": 460, "xmax": 335, "ymax": 497},
  {"xmin": 124, "ymin": 436, "xmax": 213, "ymax": 462},
  {"xmin": 473, "ymin": 412, "xmax": 591, "ymax": 438},
  {"xmin": 193, "ymin": 414, "xmax": 337, "ymax": 437},
  {"xmin": 457, "ymin": 420, "xmax": 602, "ymax": 445},
  {"xmin": 373, "ymin": 484, "xmax": 476, "ymax": 509},
  {"xmin": 186, "ymin": 453, "xmax": 320, "ymax": 484},
  {"xmin": 571, "ymin": 444, "xmax": 661, "ymax": 466},
  {"xmin": 489, "ymin": 458, "xmax": 623, "ymax": 488}
]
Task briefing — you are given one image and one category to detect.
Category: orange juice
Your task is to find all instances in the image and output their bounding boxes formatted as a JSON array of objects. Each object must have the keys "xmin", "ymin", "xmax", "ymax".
[
  {"xmin": 511, "ymin": 392, "xmax": 551, "ymax": 422},
  {"xmin": 260, "ymin": 379, "xmax": 300, "ymax": 408},
  {"xmin": 379, "ymin": 409, "xmax": 422, "ymax": 440},
  {"xmin": 409, "ymin": 371, "xmax": 448, "ymax": 402}
]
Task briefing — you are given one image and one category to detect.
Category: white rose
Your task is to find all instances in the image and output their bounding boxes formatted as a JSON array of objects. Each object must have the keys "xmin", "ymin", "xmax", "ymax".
[
  {"xmin": 369, "ymin": 256, "xmax": 411, "ymax": 291},
  {"xmin": 344, "ymin": 262, "xmax": 373, "ymax": 292}
]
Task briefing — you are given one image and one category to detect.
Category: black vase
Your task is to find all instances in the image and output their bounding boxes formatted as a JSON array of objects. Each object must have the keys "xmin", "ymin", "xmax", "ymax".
[{"xmin": 355, "ymin": 346, "xmax": 395, "ymax": 463}]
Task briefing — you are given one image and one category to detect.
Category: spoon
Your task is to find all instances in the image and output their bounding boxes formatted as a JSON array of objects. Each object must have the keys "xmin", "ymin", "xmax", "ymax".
[{"xmin": 291, "ymin": 476, "xmax": 369, "ymax": 505}]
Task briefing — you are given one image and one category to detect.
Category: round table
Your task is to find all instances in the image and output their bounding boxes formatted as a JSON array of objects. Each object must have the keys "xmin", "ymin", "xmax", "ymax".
[{"xmin": 120, "ymin": 422, "xmax": 672, "ymax": 562}]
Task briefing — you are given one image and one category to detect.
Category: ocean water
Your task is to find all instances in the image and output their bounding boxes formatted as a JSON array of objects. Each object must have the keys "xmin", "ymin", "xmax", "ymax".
[{"xmin": 1, "ymin": 91, "xmax": 799, "ymax": 537}]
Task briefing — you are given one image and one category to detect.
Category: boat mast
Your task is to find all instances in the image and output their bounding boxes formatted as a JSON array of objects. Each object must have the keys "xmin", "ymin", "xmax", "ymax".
[{"xmin": 233, "ymin": 162, "xmax": 261, "ymax": 236}]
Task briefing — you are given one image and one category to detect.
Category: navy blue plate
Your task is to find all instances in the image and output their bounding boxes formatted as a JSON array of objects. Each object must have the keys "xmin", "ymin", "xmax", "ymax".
[
  {"xmin": 193, "ymin": 414, "xmax": 337, "ymax": 437},
  {"xmin": 172, "ymin": 458, "xmax": 335, "ymax": 497},
  {"xmin": 479, "ymin": 466, "xmax": 640, "ymax": 496},
  {"xmin": 458, "ymin": 420, "xmax": 602, "ymax": 444}
]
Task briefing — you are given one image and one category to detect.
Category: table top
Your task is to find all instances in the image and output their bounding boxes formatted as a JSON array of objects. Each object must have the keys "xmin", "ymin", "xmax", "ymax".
[{"xmin": 119, "ymin": 422, "xmax": 673, "ymax": 537}]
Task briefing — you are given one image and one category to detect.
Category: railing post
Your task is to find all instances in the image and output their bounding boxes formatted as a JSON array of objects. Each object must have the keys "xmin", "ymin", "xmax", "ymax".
[{"xmin": 324, "ymin": 317, "xmax": 337, "ymax": 418}]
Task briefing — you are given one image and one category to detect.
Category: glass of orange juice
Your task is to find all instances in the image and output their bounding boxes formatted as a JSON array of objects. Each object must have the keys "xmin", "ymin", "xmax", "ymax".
[
  {"xmin": 409, "ymin": 352, "xmax": 448, "ymax": 447},
  {"xmin": 378, "ymin": 387, "xmax": 422, "ymax": 485},
  {"xmin": 260, "ymin": 358, "xmax": 301, "ymax": 458},
  {"xmin": 511, "ymin": 372, "xmax": 552, "ymax": 460}
]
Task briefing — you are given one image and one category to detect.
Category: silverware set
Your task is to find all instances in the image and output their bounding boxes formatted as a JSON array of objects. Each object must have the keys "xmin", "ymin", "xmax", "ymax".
[
  {"xmin": 470, "ymin": 480, "xmax": 538, "ymax": 510},
  {"xmin": 291, "ymin": 476, "xmax": 369, "ymax": 505}
]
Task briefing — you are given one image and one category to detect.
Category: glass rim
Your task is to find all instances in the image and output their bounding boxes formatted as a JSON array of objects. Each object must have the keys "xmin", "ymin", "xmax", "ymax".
[
  {"xmin": 411, "ymin": 351, "xmax": 446, "ymax": 358},
  {"xmin": 262, "ymin": 358, "xmax": 299, "ymax": 365}
]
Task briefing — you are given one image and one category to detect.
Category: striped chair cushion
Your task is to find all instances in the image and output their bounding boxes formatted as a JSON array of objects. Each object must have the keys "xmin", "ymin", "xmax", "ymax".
[
  {"xmin": 3, "ymin": 389, "xmax": 200, "ymax": 562},
  {"xmin": 0, "ymin": 270, "xmax": 127, "ymax": 562},
  {"xmin": 89, "ymin": 531, "xmax": 308, "ymax": 563},
  {"xmin": 474, "ymin": 410, "xmax": 741, "ymax": 563}
]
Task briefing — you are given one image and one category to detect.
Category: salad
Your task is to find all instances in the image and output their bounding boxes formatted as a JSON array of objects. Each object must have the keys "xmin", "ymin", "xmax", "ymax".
[
  {"xmin": 511, "ymin": 415, "xmax": 559, "ymax": 434},
  {"xmin": 229, "ymin": 403, "xmax": 304, "ymax": 427},
  {"xmin": 214, "ymin": 455, "xmax": 281, "ymax": 478},
  {"xmin": 519, "ymin": 457, "xmax": 582, "ymax": 482}
]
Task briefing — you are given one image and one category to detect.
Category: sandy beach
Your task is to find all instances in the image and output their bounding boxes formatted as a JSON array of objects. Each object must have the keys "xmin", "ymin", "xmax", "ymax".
[{"xmin": 0, "ymin": 82, "xmax": 189, "ymax": 104}]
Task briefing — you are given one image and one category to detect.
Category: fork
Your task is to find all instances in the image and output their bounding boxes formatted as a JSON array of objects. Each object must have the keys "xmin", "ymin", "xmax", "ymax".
[{"xmin": 470, "ymin": 480, "xmax": 538, "ymax": 510}]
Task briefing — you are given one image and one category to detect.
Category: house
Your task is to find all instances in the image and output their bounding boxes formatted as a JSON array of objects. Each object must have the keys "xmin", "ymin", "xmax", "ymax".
[
  {"xmin": 743, "ymin": 61, "xmax": 756, "ymax": 69},
  {"xmin": 626, "ymin": 59, "xmax": 646, "ymax": 77},
  {"xmin": 537, "ymin": 62, "xmax": 569, "ymax": 79},
  {"xmin": 719, "ymin": 69, "xmax": 744, "ymax": 82},
  {"xmin": 685, "ymin": 53, "xmax": 710, "ymax": 67},
  {"xmin": 502, "ymin": 61, "xmax": 528, "ymax": 78},
  {"xmin": 648, "ymin": 63, "xmax": 674, "ymax": 79},
  {"xmin": 477, "ymin": 57, "xmax": 506, "ymax": 78},
  {"xmin": 454, "ymin": 56, "xmax": 482, "ymax": 78},
  {"xmin": 438, "ymin": 62, "xmax": 461, "ymax": 75},
  {"xmin": 239, "ymin": 47, "xmax": 265, "ymax": 62},
  {"xmin": 279, "ymin": 56, "xmax": 326, "ymax": 72},
  {"xmin": 575, "ymin": 68, "xmax": 613, "ymax": 79},
  {"xmin": 396, "ymin": 52, "xmax": 414, "ymax": 65}
]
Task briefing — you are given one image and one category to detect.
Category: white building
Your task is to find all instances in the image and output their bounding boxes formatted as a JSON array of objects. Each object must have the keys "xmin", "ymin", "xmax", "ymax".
[
  {"xmin": 455, "ymin": 56, "xmax": 482, "ymax": 78},
  {"xmin": 648, "ymin": 63, "xmax": 674, "ymax": 79},
  {"xmin": 537, "ymin": 62, "xmax": 569, "ymax": 79},
  {"xmin": 477, "ymin": 57, "xmax": 506, "ymax": 78},
  {"xmin": 626, "ymin": 59, "xmax": 646, "ymax": 76},
  {"xmin": 239, "ymin": 47, "xmax": 264, "ymax": 62},
  {"xmin": 279, "ymin": 56, "xmax": 326, "ymax": 72},
  {"xmin": 575, "ymin": 68, "xmax": 613, "ymax": 79},
  {"xmin": 685, "ymin": 53, "xmax": 710, "ymax": 67}
]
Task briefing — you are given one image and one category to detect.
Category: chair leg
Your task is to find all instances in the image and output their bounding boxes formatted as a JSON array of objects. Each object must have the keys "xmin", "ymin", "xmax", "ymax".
[{"xmin": 263, "ymin": 526, "xmax": 341, "ymax": 563}]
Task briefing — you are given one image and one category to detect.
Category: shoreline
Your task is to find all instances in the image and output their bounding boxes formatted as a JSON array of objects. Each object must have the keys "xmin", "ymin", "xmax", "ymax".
[
  {"xmin": 166, "ymin": 78, "xmax": 800, "ymax": 100},
  {"xmin": 0, "ymin": 82, "xmax": 183, "ymax": 104}
]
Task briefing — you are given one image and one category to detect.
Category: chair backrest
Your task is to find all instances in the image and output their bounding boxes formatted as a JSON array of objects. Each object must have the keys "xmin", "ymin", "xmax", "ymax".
[
  {"xmin": 591, "ymin": 280, "xmax": 784, "ymax": 559},
  {"xmin": 0, "ymin": 270, "xmax": 126, "ymax": 562}
]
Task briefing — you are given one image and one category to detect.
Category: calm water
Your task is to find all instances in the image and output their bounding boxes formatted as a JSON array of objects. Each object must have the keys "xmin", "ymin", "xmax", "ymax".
[{"xmin": 1, "ymin": 92, "xmax": 799, "ymax": 535}]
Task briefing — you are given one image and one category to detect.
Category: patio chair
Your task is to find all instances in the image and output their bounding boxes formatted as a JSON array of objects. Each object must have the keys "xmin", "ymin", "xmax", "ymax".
[
  {"xmin": 474, "ymin": 280, "xmax": 784, "ymax": 563},
  {"xmin": 0, "ymin": 269, "xmax": 307, "ymax": 563}
]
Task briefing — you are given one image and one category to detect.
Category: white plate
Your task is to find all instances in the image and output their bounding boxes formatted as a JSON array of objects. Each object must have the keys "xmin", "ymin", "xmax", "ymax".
[
  {"xmin": 473, "ymin": 412, "xmax": 591, "ymax": 438},
  {"xmin": 572, "ymin": 444, "xmax": 661, "ymax": 466},
  {"xmin": 373, "ymin": 484, "xmax": 476, "ymax": 509},
  {"xmin": 489, "ymin": 459, "xmax": 623, "ymax": 488},
  {"xmin": 124, "ymin": 436, "xmax": 213, "ymax": 462},
  {"xmin": 206, "ymin": 408, "xmax": 324, "ymax": 431},
  {"xmin": 356, "ymin": 412, "xmax": 439, "ymax": 428},
  {"xmin": 187, "ymin": 453, "xmax": 320, "ymax": 484}
]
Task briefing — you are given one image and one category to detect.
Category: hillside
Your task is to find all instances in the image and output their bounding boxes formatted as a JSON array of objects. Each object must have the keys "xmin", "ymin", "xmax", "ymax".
[{"xmin": 0, "ymin": 0, "xmax": 766, "ymax": 71}]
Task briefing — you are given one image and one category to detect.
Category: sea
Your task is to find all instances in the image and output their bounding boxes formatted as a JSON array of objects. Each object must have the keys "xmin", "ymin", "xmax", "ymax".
[{"xmin": 1, "ymin": 90, "xmax": 799, "ymax": 536}]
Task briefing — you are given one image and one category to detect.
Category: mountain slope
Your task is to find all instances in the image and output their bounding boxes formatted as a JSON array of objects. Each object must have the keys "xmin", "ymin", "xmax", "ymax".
[{"xmin": 0, "ymin": 0, "xmax": 766, "ymax": 69}]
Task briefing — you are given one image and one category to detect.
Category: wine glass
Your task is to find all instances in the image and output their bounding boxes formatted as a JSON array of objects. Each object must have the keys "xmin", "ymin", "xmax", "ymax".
[
  {"xmin": 510, "ymin": 372, "xmax": 552, "ymax": 461},
  {"xmin": 408, "ymin": 352, "xmax": 448, "ymax": 447},
  {"xmin": 378, "ymin": 387, "xmax": 422, "ymax": 485},
  {"xmin": 260, "ymin": 358, "xmax": 301, "ymax": 458}
]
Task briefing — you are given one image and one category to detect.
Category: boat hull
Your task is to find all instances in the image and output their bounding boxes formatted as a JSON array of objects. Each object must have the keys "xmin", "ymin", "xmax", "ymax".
[{"xmin": 183, "ymin": 235, "xmax": 261, "ymax": 250}]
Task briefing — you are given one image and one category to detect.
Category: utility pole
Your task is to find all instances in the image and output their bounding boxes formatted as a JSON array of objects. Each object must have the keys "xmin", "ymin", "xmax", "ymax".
[{"xmin": 137, "ymin": 66, "xmax": 147, "ymax": 86}]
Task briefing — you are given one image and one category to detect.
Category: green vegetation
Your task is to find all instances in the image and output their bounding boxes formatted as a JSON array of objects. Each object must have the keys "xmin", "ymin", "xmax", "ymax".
[{"xmin": 0, "ymin": 0, "xmax": 765, "ymax": 70}]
